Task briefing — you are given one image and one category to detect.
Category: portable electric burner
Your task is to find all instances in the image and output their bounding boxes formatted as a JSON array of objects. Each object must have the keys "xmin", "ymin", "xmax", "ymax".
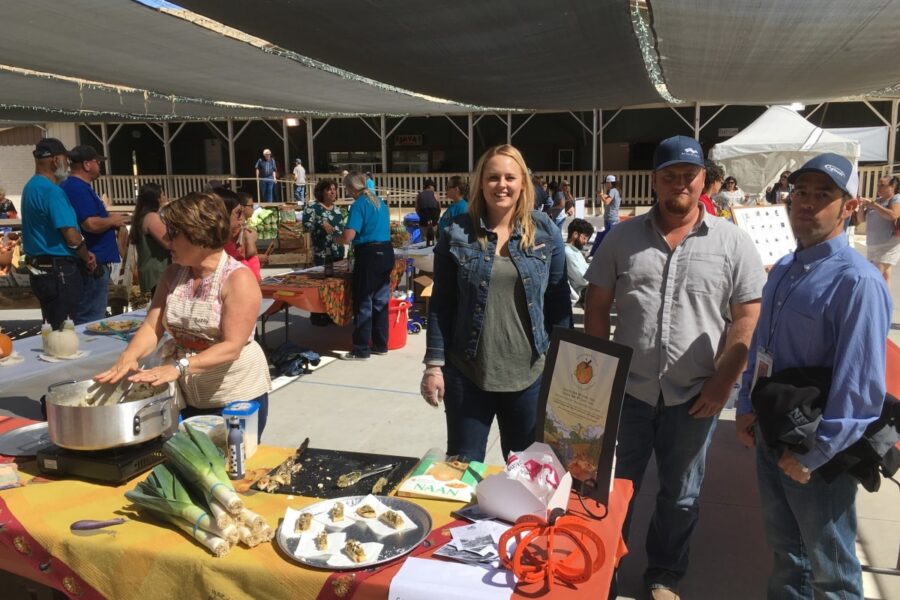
[{"xmin": 36, "ymin": 437, "xmax": 167, "ymax": 484}]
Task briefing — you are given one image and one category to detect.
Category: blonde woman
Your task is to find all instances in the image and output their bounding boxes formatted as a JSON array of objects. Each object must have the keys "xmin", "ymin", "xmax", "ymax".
[{"xmin": 421, "ymin": 145, "xmax": 572, "ymax": 462}]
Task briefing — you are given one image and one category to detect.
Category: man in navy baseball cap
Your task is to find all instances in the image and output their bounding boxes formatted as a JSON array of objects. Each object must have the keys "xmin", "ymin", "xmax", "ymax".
[
  {"xmin": 653, "ymin": 135, "xmax": 705, "ymax": 171},
  {"xmin": 788, "ymin": 152, "xmax": 858, "ymax": 197}
]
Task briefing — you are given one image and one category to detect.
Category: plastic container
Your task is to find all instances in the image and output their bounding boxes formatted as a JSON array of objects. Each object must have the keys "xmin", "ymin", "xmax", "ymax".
[
  {"xmin": 180, "ymin": 415, "xmax": 227, "ymax": 450},
  {"xmin": 402, "ymin": 213, "xmax": 422, "ymax": 244},
  {"xmin": 387, "ymin": 299, "xmax": 409, "ymax": 350},
  {"xmin": 223, "ymin": 401, "xmax": 259, "ymax": 458}
]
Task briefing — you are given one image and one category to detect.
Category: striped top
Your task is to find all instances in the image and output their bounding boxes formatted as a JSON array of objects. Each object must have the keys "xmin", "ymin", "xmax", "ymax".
[{"xmin": 162, "ymin": 252, "xmax": 270, "ymax": 409}]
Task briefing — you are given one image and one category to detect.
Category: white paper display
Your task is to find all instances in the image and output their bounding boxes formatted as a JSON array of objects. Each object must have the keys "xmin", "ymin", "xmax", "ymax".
[{"xmin": 732, "ymin": 205, "xmax": 796, "ymax": 267}]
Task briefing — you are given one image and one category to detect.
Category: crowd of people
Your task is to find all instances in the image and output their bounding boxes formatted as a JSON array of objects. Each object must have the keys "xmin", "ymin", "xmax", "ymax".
[{"xmin": 6, "ymin": 133, "xmax": 898, "ymax": 600}]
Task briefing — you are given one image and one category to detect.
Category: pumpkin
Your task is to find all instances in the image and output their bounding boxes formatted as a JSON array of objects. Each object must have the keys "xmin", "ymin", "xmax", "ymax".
[{"xmin": 0, "ymin": 327, "xmax": 11, "ymax": 359}]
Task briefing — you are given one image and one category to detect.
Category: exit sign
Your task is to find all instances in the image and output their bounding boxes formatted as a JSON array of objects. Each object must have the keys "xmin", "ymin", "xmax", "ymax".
[{"xmin": 718, "ymin": 127, "xmax": 739, "ymax": 137}]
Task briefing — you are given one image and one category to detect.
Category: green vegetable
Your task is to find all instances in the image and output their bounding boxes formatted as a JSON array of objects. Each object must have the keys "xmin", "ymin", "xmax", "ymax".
[
  {"xmin": 162, "ymin": 427, "xmax": 243, "ymax": 515},
  {"xmin": 125, "ymin": 464, "xmax": 231, "ymax": 557}
]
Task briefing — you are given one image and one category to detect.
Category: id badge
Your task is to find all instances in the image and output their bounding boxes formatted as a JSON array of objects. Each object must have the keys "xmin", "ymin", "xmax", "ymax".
[{"xmin": 752, "ymin": 349, "xmax": 774, "ymax": 390}]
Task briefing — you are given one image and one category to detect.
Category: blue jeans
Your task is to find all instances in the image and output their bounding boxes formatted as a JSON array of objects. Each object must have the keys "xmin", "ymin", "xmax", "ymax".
[
  {"xmin": 351, "ymin": 242, "xmax": 394, "ymax": 357},
  {"xmin": 615, "ymin": 393, "xmax": 718, "ymax": 589},
  {"xmin": 589, "ymin": 220, "xmax": 616, "ymax": 257},
  {"xmin": 260, "ymin": 178, "xmax": 275, "ymax": 202},
  {"xmin": 29, "ymin": 258, "xmax": 84, "ymax": 330},
  {"xmin": 294, "ymin": 184, "xmax": 306, "ymax": 204},
  {"xmin": 756, "ymin": 436, "xmax": 862, "ymax": 599},
  {"xmin": 441, "ymin": 362, "xmax": 542, "ymax": 463},
  {"xmin": 180, "ymin": 392, "xmax": 269, "ymax": 444},
  {"xmin": 75, "ymin": 262, "xmax": 111, "ymax": 325}
]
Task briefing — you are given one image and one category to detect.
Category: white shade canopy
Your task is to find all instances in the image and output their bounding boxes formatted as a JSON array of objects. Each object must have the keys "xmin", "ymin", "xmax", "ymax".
[{"xmin": 710, "ymin": 107, "xmax": 860, "ymax": 195}]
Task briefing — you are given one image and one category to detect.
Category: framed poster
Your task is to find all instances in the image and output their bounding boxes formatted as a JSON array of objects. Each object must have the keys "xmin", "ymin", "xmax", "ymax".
[
  {"xmin": 536, "ymin": 327, "xmax": 632, "ymax": 506},
  {"xmin": 732, "ymin": 205, "xmax": 796, "ymax": 268}
]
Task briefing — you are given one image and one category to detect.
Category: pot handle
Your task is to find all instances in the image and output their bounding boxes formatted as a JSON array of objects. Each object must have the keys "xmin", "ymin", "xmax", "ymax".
[
  {"xmin": 133, "ymin": 396, "xmax": 171, "ymax": 435},
  {"xmin": 47, "ymin": 380, "xmax": 77, "ymax": 392}
]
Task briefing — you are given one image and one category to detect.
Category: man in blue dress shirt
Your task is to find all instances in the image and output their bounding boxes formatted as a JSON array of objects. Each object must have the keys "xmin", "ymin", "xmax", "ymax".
[{"xmin": 736, "ymin": 153, "xmax": 892, "ymax": 600}]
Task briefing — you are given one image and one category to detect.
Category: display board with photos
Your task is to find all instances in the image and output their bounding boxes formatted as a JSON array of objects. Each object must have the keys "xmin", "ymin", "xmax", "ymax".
[
  {"xmin": 536, "ymin": 327, "xmax": 632, "ymax": 507},
  {"xmin": 732, "ymin": 205, "xmax": 796, "ymax": 268}
]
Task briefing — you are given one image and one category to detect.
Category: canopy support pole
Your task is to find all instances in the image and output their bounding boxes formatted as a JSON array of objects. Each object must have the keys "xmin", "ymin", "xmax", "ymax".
[
  {"xmin": 381, "ymin": 115, "xmax": 388, "ymax": 173},
  {"xmin": 162, "ymin": 122, "xmax": 173, "ymax": 198},
  {"xmin": 598, "ymin": 109, "xmax": 605, "ymax": 216},
  {"xmin": 591, "ymin": 109, "xmax": 598, "ymax": 215},
  {"xmin": 100, "ymin": 123, "xmax": 112, "ymax": 175},
  {"xmin": 227, "ymin": 119, "xmax": 236, "ymax": 178},
  {"xmin": 890, "ymin": 99, "xmax": 898, "ymax": 173},
  {"xmin": 283, "ymin": 119, "xmax": 290, "ymax": 201},
  {"xmin": 507, "ymin": 112, "xmax": 512, "ymax": 144},
  {"xmin": 306, "ymin": 117, "xmax": 315, "ymax": 175},
  {"xmin": 694, "ymin": 102, "xmax": 701, "ymax": 140},
  {"xmin": 468, "ymin": 114, "xmax": 474, "ymax": 172}
]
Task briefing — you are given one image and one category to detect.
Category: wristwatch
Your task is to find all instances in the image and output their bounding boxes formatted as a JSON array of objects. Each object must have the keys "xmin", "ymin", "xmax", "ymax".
[{"xmin": 175, "ymin": 357, "xmax": 190, "ymax": 378}]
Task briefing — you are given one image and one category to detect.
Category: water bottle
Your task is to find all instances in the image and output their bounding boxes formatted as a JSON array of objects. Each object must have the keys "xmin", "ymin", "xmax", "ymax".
[
  {"xmin": 226, "ymin": 417, "xmax": 245, "ymax": 480},
  {"xmin": 40, "ymin": 322, "xmax": 52, "ymax": 352},
  {"xmin": 324, "ymin": 253, "xmax": 335, "ymax": 277}
]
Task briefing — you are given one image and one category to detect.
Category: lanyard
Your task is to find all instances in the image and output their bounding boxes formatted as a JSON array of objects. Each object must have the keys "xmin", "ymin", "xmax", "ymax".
[{"xmin": 765, "ymin": 252, "xmax": 836, "ymax": 350}]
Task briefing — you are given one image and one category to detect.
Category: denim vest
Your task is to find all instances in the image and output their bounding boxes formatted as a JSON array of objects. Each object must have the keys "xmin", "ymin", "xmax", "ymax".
[{"xmin": 425, "ymin": 210, "xmax": 572, "ymax": 365}]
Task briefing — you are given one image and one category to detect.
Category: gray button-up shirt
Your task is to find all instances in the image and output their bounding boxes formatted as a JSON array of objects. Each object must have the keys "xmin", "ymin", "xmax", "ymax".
[{"xmin": 585, "ymin": 206, "xmax": 765, "ymax": 407}]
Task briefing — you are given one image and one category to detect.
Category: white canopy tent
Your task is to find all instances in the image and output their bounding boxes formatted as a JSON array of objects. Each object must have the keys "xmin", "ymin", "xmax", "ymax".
[{"xmin": 709, "ymin": 106, "xmax": 861, "ymax": 196}]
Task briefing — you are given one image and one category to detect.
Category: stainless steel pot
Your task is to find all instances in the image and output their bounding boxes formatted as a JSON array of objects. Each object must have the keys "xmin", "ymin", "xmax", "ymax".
[{"xmin": 45, "ymin": 379, "xmax": 177, "ymax": 451}]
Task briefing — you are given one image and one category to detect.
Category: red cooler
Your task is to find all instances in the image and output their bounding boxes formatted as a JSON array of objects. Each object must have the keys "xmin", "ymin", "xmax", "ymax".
[{"xmin": 387, "ymin": 299, "xmax": 409, "ymax": 350}]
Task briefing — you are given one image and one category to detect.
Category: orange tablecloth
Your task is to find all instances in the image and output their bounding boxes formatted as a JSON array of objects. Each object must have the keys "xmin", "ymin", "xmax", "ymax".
[
  {"xmin": 260, "ymin": 259, "xmax": 406, "ymax": 326},
  {"xmin": 0, "ymin": 417, "xmax": 630, "ymax": 600}
]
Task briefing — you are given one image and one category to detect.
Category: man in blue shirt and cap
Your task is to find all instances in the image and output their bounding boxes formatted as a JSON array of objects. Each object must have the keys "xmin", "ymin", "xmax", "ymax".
[
  {"xmin": 736, "ymin": 153, "xmax": 892, "ymax": 599},
  {"xmin": 61, "ymin": 145, "xmax": 127, "ymax": 323},
  {"xmin": 21, "ymin": 138, "xmax": 97, "ymax": 329}
]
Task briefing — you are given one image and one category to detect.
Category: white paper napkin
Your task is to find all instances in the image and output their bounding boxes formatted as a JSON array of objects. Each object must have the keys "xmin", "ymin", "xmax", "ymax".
[
  {"xmin": 295, "ymin": 532, "xmax": 347, "ymax": 558},
  {"xmin": 326, "ymin": 541, "xmax": 384, "ymax": 568}
]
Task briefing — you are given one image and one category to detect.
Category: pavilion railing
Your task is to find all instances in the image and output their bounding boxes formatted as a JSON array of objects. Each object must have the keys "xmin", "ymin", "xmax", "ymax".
[{"xmin": 94, "ymin": 165, "xmax": 889, "ymax": 209}]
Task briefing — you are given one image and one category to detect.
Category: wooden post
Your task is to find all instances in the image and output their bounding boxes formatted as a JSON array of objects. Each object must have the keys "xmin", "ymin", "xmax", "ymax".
[
  {"xmin": 591, "ymin": 109, "xmax": 598, "ymax": 212},
  {"xmin": 100, "ymin": 122, "xmax": 112, "ymax": 175},
  {"xmin": 162, "ymin": 122, "xmax": 173, "ymax": 198},
  {"xmin": 890, "ymin": 99, "xmax": 898, "ymax": 173},
  {"xmin": 506, "ymin": 112, "xmax": 512, "ymax": 145},
  {"xmin": 283, "ymin": 119, "xmax": 290, "ymax": 201},
  {"xmin": 694, "ymin": 102, "xmax": 701, "ymax": 140}
]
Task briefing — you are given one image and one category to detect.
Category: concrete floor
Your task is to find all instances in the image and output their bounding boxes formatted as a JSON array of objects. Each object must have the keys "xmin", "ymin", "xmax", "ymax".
[{"xmin": 1, "ymin": 236, "xmax": 898, "ymax": 599}]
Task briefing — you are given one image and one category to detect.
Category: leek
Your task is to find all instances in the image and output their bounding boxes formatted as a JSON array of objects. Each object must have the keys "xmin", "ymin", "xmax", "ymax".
[
  {"xmin": 125, "ymin": 464, "xmax": 231, "ymax": 557},
  {"xmin": 163, "ymin": 428, "xmax": 243, "ymax": 515}
]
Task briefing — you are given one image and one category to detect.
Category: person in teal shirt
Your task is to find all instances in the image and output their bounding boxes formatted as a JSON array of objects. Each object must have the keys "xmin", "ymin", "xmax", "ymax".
[
  {"xmin": 339, "ymin": 171, "xmax": 394, "ymax": 360},
  {"xmin": 437, "ymin": 175, "xmax": 469, "ymax": 235}
]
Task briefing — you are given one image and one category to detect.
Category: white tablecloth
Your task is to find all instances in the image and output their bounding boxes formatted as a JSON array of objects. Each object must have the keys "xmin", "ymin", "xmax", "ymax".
[{"xmin": 0, "ymin": 299, "xmax": 274, "ymax": 406}]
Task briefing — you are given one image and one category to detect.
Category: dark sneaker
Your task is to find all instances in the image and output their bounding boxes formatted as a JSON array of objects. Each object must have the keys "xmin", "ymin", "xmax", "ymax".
[
  {"xmin": 371, "ymin": 349, "xmax": 388, "ymax": 355},
  {"xmin": 340, "ymin": 351, "xmax": 369, "ymax": 361}
]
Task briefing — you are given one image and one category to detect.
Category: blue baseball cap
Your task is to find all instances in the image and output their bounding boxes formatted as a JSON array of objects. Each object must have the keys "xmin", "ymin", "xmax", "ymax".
[
  {"xmin": 653, "ymin": 135, "xmax": 705, "ymax": 171},
  {"xmin": 788, "ymin": 153, "xmax": 857, "ymax": 197}
]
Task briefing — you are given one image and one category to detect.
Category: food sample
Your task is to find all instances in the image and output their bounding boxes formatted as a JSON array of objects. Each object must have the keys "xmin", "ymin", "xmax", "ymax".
[
  {"xmin": 371, "ymin": 476, "xmax": 388, "ymax": 494},
  {"xmin": 344, "ymin": 540, "xmax": 366, "ymax": 563},
  {"xmin": 355, "ymin": 504, "xmax": 376, "ymax": 519},
  {"xmin": 329, "ymin": 501, "xmax": 345, "ymax": 522},
  {"xmin": 294, "ymin": 512, "xmax": 312, "ymax": 533},
  {"xmin": 379, "ymin": 510, "xmax": 404, "ymax": 529},
  {"xmin": 314, "ymin": 531, "xmax": 329, "ymax": 551}
]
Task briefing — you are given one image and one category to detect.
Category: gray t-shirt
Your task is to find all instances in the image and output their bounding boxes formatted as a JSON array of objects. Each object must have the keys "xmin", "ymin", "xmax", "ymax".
[
  {"xmin": 605, "ymin": 188, "xmax": 621, "ymax": 223},
  {"xmin": 865, "ymin": 194, "xmax": 900, "ymax": 245},
  {"xmin": 585, "ymin": 206, "xmax": 765, "ymax": 406},
  {"xmin": 449, "ymin": 256, "xmax": 545, "ymax": 391}
]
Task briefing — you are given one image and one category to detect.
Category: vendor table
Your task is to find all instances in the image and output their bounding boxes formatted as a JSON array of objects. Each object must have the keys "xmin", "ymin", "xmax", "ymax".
[
  {"xmin": 0, "ymin": 301, "xmax": 274, "ymax": 407},
  {"xmin": 259, "ymin": 259, "xmax": 406, "ymax": 330},
  {"xmin": 0, "ymin": 417, "xmax": 631, "ymax": 600}
]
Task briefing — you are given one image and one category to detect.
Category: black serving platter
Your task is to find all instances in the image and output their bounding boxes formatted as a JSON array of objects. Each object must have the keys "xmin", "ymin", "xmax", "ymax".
[{"xmin": 252, "ymin": 447, "xmax": 419, "ymax": 499}]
